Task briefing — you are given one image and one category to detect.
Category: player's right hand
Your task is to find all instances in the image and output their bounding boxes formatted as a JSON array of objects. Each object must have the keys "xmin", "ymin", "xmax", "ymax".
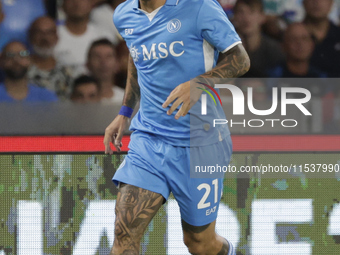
[{"xmin": 104, "ymin": 115, "xmax": 129, "ymax": 154}]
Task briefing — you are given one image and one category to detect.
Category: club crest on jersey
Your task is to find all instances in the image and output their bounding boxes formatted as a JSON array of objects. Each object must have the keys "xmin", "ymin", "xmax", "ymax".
[
  {"xmin": 167, "ymin": 19, "xmax": 181, "ymax": 33},
  {"xmin": 129, "ymin": 45, "xmax": 141, "ymax": 62}
]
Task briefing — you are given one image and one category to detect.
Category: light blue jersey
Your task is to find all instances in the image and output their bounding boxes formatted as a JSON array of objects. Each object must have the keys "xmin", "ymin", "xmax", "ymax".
[{"xmin": 114, "ymin": 0, "xmax": 241, "ymax": 146}]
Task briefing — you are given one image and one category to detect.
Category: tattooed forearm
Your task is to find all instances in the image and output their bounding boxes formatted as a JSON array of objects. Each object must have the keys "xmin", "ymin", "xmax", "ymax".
[
  {"xmin": 216, "ymin": 239, "xmax": 230, "ymax": 255},
  {"xmin": 111, "ymin": 184, "xmax": 164, "ymax": 255},
  {"xmin": 122, "ymin": 56, "xmax": 140, "ymax": 109},
  {"xmin": 197, "ymin": 44, "xmax": 250, "ymax": 84}
]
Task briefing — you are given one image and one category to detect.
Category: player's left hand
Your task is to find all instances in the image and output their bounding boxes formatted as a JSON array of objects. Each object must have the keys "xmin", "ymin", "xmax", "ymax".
[{"xmin": 162, "ymin": 80, "xmax": 204, "ymax": 119}]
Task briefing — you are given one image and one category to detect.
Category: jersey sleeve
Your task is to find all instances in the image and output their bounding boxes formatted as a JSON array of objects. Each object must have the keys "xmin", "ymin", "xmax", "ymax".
[
  {"xmin": 196, "ymin": 0, "xmax": 241, "ymax": 53},
  {"xmin": 112, "ymin": 4, "xmax": 124, "ymax": 38}
]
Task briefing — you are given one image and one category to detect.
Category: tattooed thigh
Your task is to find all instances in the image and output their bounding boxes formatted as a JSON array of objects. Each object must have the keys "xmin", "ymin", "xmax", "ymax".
[{"xmin": 114, "ymin": 183, "xmax": 164, "ymax": 249}]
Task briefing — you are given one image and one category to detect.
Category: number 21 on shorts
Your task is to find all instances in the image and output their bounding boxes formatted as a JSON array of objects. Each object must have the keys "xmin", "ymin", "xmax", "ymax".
[{"xmin": 197, "ymin": 179, "xmax": 219, "ymax": 216}]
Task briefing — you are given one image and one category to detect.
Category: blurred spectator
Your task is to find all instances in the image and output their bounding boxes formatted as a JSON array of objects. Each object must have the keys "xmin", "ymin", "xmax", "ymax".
[
  {"xmin": 54, "ymin": 0, "xmax": 107, "ymax": 75},
  {"xmin": 232, "ymin": 0, "xmax": 284, "ymax": 77},
  {"xmin": 90, "ymin": 0, "xmax": 124, "ymax": 44},
  {"xmin": 0, "ymin": 1, "xmax": 4, "ymax": 82},
  {"xmin": 70, "ymin": 75, "xmax": 100, "ymax": 103},
  {"xmin": 267, "ymin": 24, "xmax": 332, "ymax": 100},
  {"xmin": 86, "ymin": 39, "xmax": 124, "ymax": 103},
  {"xmin": 0, "ymin": 0, "xmax": 46, "ymax": 51},
  {"xmin": 28, "ymin": 16, "xmax": 74, "ymax": 100},
  {"xmin": 0, "ymin": 41, "xmax": 58, "ymax": 102},
  {"xmin": 303, "ymin": 0, "xmax": 340, "ymax": 77},
  {"xmin": 268, "ymin": 23, "xmax": 327, "ymax": 78}
]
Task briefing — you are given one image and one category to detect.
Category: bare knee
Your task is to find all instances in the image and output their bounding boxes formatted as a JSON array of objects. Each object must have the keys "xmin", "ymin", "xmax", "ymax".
[
  {"xmin": 183, "ymin": 226, "xmax": 214, "ymax": 255},
  {"xmin": 184, "ymin": 234, "xmax": 207, "ymax": 255},
  {"xmin": 184, "ymin": 234, "xmax": 230, "ymax": 255},
  {"xmin": 182, "ymin": 220, "xmax": 223, "ymax": 255}
]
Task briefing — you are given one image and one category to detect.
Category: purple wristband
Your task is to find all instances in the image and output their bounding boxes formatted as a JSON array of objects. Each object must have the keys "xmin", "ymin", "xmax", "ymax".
[{"xmin": 119, "ymin": 106, "xmax": 133, "ymax": 118}]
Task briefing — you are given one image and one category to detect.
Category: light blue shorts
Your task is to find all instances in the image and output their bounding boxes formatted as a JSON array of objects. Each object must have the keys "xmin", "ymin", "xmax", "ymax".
[{"xmin": 112, "ymin": 131, "xmax": 232, "ymax": 226}]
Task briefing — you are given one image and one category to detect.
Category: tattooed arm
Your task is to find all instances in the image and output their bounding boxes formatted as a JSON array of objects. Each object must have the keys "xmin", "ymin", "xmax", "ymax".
[
  {"xmin": 163, "ymin": 44, "xmax": 250, "ymax": 119},
  {"xmin": 122, "ymin": 55, "xmax": 140, "ymax": 109},
  {"xmin": 198, "ymin": 44, "xmax": 250, "ymax": 81},
  {"xmin": 104, "ymin": 55, "xmax": 139, "ymax": 153}
]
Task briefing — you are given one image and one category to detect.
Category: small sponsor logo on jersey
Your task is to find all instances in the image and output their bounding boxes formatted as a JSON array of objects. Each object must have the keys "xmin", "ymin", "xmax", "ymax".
[
  {"xmin": 206, "ymin": 205, "xmax": 217, "ymax": 216},
  {"xmin": 125, "ymin": 28, "xmax": 134, "ymax": 35},
  {"xmin": 167, "ymin": 19, "xmax": 181, "ymax": 33},
  {"xmin": 129, "ymin": 45, "xmax": 141, "ymax": 62}
]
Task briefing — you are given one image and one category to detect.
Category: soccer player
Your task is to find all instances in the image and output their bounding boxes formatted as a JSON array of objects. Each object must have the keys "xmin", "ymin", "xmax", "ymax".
[{"xmin": 103, "ymin": 0, "xmax": 250, "ymax": 254}]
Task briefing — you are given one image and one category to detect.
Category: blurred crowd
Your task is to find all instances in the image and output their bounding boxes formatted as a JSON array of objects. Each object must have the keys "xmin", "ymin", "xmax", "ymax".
[
  {"xmin": 0, "ymin": 0, "xmax": 340, "ymax": 130},
  {"xmin": 0, "ymin": 0, "xmax": 127, "ymax": 104}
]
